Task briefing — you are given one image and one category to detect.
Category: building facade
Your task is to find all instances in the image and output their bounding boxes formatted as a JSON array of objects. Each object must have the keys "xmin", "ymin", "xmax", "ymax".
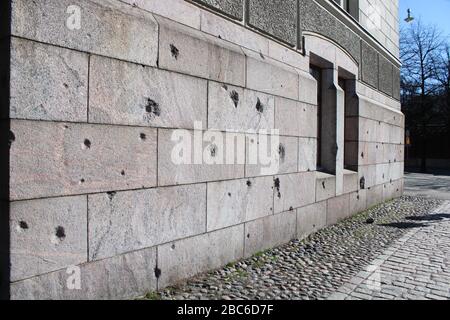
[{"xmin": 0, "ymin": 0, "xmax": 403, "ymax": 299}]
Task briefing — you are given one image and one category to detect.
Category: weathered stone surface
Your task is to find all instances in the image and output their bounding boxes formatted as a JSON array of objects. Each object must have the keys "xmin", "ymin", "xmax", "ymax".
[
  {"xmin": 89, "ymin": 55, "xmax": 207, "ymax": 129},
  {"xmin": 88, "ymin": 184, "xmax": 206, "ymax": 261},
  {"xmin": 316, "ymin": 172, "xmax": 336, "ymax": 202},
  {"xmin": 157, "ymin": 16, "xmax": 245, "ymax": 86},
  {"xmin": 11, "ymin": 247, "xmax": 157, "ymax": 300},
  {"xmin": 379, "ymin": 55, "xmax": 393, "ymax": 96},
  {"xmin": 11, "ymin": 0, "xmax": 158, "ymax": 66},
  {"xmin": 327, "ymin": 193, "xmax": 350, "ymax": 226},
  {"xmin": 297, "ymin": 201, "xmax": 327, "ymax": 240},
  {"xmin": 158, "ymin": 129, "xmax": 245, "ymax": 186},
  {"xmin": 390, "ymin": 162, "xmax": 404, "ymax": 181},
  {"xmin": 158, "ymin": 225, "xmax": 244, "ymax": 288},
  {"xmin": 298, "ymin": 70, "xmax": 318, "ymax": 105},
  {"xmin": 246, "ymin": 135, "xmax": 298, "ymax": 177},
  {"xmin": 298, "ymin": 137, "xmax": 317, "ymax": 172},
  {"xmin": 248, "ymin": 0, "xmax": 297, "ymax": 46},
  {"xmin": 268, "ymin": 41, "xmax": 309, "ymax": 71},
  {"xmin": 208, "ymin": 82, "xmax": 274, "ymax": 132},
  {"xmin": 207, "ymin": 176, "xmax": 273, "ymax": 231},
  {"xmin": 273, "ymin": 172, "xmax": 316, "ymax": 214},
  {"xmin": 390, "ymin": 125, "xmax": 404, "ymax": 145},
  {"xmin": 366, "ymin": 185, "xmax": 384, "ymax": 208},
  {"xmin": 359, "ymin": 118, "xmax": 378, "ymax": 142},
  {"xmin": 275, "ymin": 97, "xmax": 318, "ymax": 137},
  {"xmin": 10, "ymin": 120, "xmax": 157, "ymax": 200},
  {"xmin": 299, "ymin": 0, "xmax": 360, "ymax": 63},
  {"xmin": 246, "ymin": 49, "xmax": 299, "ymax": 100},
  {"xmin": 361, "ymin": 41, "xmax": 378, "ymax": 88},
  {"xmin": 200, "ymin": 9, "xmax": 269, "ymax": 55},
  {"xmin": 376, "ymin": 163, "xmax": 390, "ymax": 185},
  {"xmin": 10, "ymin": 38, "xmax": 88, "ymax": 122},
  {"xmin": 10, "ymin": 196, "xmax": 87, "ymax": 282},
  {"xmin": 244, "ymin": 211, "xmax": 296, "ymax": 257},
  {"xmin": 349, "ymin": 190, "xmax": 367, "ymax": 216},
  {"xmin": 122, "ymin": 0, "xmax": 201, "ymax": 29},
  {"xmin": 192, "ymin": 0, "xmax": 243, "ymax": 20},
  {"xmin": 343, "ymin": 170, "xmax": 358, "ymax": 194},
  {"xmin": 359, "ymin": 164, "xmax": 377, "ymax": 189}
]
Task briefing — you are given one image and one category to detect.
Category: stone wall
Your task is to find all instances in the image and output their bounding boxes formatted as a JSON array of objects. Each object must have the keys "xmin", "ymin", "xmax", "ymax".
[{"xmin": 2, "ymin": 0, "xmax": 404, "ymax": 299}]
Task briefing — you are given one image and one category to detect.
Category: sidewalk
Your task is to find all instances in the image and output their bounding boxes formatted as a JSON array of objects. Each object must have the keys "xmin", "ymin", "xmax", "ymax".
[{"xmin": 328, "ymin": 201, "xmax": 450, "ymax": 300}]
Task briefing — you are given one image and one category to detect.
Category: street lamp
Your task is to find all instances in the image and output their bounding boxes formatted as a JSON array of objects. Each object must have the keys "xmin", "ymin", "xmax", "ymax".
[{"xmin": 405, "ymin": 9, "xmax": 414, "ymax": 23}]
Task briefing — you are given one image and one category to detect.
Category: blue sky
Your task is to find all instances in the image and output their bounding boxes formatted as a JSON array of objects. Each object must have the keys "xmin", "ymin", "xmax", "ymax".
[{"xmin": 400, "ymin": 0, "xmax": 450, "ymax": 38}]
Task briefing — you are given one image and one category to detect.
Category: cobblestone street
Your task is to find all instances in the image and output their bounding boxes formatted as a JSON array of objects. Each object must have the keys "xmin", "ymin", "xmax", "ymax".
[
  {"xmin": 329, "ymin": 201, "xmax": 450, "ymax": 300},
  {"xmin": 143, "ymin": 196, "xmax": 450, "ymax": 300}
]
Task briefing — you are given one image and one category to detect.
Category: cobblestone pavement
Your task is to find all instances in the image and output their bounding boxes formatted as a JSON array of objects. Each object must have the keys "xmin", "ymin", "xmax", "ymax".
[
  {"xmin": 328, "ymin": 201, "xmax": 450, "ymax": 300},
  {"xmin": 143, "ymin": 196, "xmax": 445, "ymax": 300},
  {"xmin": 405, "ymin": 171, "xmax": 450, "ymax": 200}
]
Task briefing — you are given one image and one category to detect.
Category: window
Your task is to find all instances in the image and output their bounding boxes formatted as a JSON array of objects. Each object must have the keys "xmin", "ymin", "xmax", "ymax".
[
  {"xmin": 310, "ymin": 66, "xmax": 323, "ymax": 169},
  {"xmin": 332, "ymin": 0, "xmax": 359, "ymax": 21},
  {"xmin": 334, "ymin": 0, "xmax": 349, "ymax": 11},
  {"xmin": 310, "ymin": 61, "xmax": 338, "ymax": 175}
]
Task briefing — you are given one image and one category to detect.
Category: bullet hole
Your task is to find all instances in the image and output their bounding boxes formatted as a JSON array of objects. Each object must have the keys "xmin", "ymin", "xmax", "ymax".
[
  {"xmin": 230, "ymin": 90, "xmax": 239, "ymax": 108},
  {"xmin": 218, "ymin": 35, "xmax": 222, "ymax": 39},
  {"xmin": 63, "ymin": 83, "xmax": 69, "ymax": 89},
  {"xmin": 19, "ymin": 221, "xmax": 29, "ymax": 230},
  {"xmin": 222, "ymin": 84, "xmax": 228, "ymax": 91},
  {"xmin": 322, "ymin": 181, "xmax": 326, "ymax": 189},
  {"xmin": 64, "ymin": 125, "xmax": 69, "ymax": 129},
  {"xmin": 274, "ymin": 178, "xmax": 281, "ymax": 199},
  {"xmin": 145, "ymin": 98, "xmax": 161, "ymax": 117},
  {"xmin": 8, "ymin": 130, "xmax": 15, "ymax": 148},
  {"xmin": 259, "ymin": 52, "xmax": 265, "ymax": 60},
  {"xmin": 247, "ymin": 233, "xmax": 250, "ymax": 239},
  {"xmin": 228, "ymin": 192, "xmax": 232, "ymax": 197},
  {"xmin": 170, "ymin": 44, "xmax": 179, "ymax": 59},
  {"xmin": 246, "ymin": 180, "xmax": 252, "ymax": 187},
  {"xmin": 255, "ymin": 98, "xmax": 264, "ymax": 113},
  {"xmin": 83, "ymin": 139, "xmax": 91, "ymax": 149},
  {"xmin": 140, "ymin": 133, "xmax": 147, "ymax": 141},
  {"xmin": 171, "ymin": 244, "xmax": 176, "ymax": 250},
  {"xmin": 366, "ymin": 218, "xmax": 375, "ymax": 224},
  {"xmin": 154, "ymin": 267, "xmax": 162, "ymax": 279},
  {"xmin": 107, "ymin": 191, "xmax": 116, "ymax": 201},
  {"xmin": 361, "ymin": 152, "xmax": 364, "ymax": 159},
  {"xmin": 278, "ymin": 143, "xmax": 286, "ymax": 160},
  {"xmin": 376, "ymin": 145, "xmax": 379, "ymax": 149},
  {"xmin": 55, "ymin": 226, "xmax": 66, "ymax": 240},
  {"xmin": 80, "ymin": 178, "xmax": 85, "ymax": 184},
  {"xmin": 121, "ymin": 170, "xmax": 126, "ymax": 176},
  {"xmin": 357, "ymin": 195, "xmax": 360, "ymax": 200},
  {"xmin": 210, "ymin": 144, "xmax": 217, "ymax": 157},
  {"xmin": 289, "ymin": 207, "xmax": 294, "ymax": 211},
  {"xmin": 360, "ymin": 177, "xmax": 366, "ymax": 190}
]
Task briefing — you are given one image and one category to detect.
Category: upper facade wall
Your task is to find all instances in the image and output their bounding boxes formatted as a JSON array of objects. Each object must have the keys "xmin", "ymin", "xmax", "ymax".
[
  {"xmin": 189, "ymin": 0, "xmax": 400, "ymax": 100},
  {"xmin": 359, "ymin": 0, "xmax": 400, "ymax": 58}
]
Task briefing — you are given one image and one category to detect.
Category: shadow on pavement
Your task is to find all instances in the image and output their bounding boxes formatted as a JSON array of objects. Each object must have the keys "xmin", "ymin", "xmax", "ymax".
[
  {"xmin": 379, "ymin": 222, "xmax": 428, "ymax": 229},
  {"xmin": 406, "ymin": 213, "xmax": 450, "ymax": 222}
]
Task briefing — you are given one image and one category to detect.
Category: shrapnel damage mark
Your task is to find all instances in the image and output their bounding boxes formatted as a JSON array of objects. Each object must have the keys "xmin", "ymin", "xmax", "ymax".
[
  {"xmin": 145, "ymin": 98, "xmax": 161, "ymax": 117},
  {"xmin": 256, "ymin": 98, "xmax": 264, "ymax": 113},
  {"xmin": 230, "ymin": 90, "xmax": 239, "ymax": 108},
  {"xmin": 274, "ymin": 178, "xmax": 281, "ymax": 199},
  {"xmin": 55, "ymin": 226, "xmax": 66, "ymax": 240},
  {"xmin": 278, "ymin": 143, "xmax": 286, "ymax": 160},
  {"xmin": 170, "ymin": 44, "xmax": 179, "ymax": 59}
]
